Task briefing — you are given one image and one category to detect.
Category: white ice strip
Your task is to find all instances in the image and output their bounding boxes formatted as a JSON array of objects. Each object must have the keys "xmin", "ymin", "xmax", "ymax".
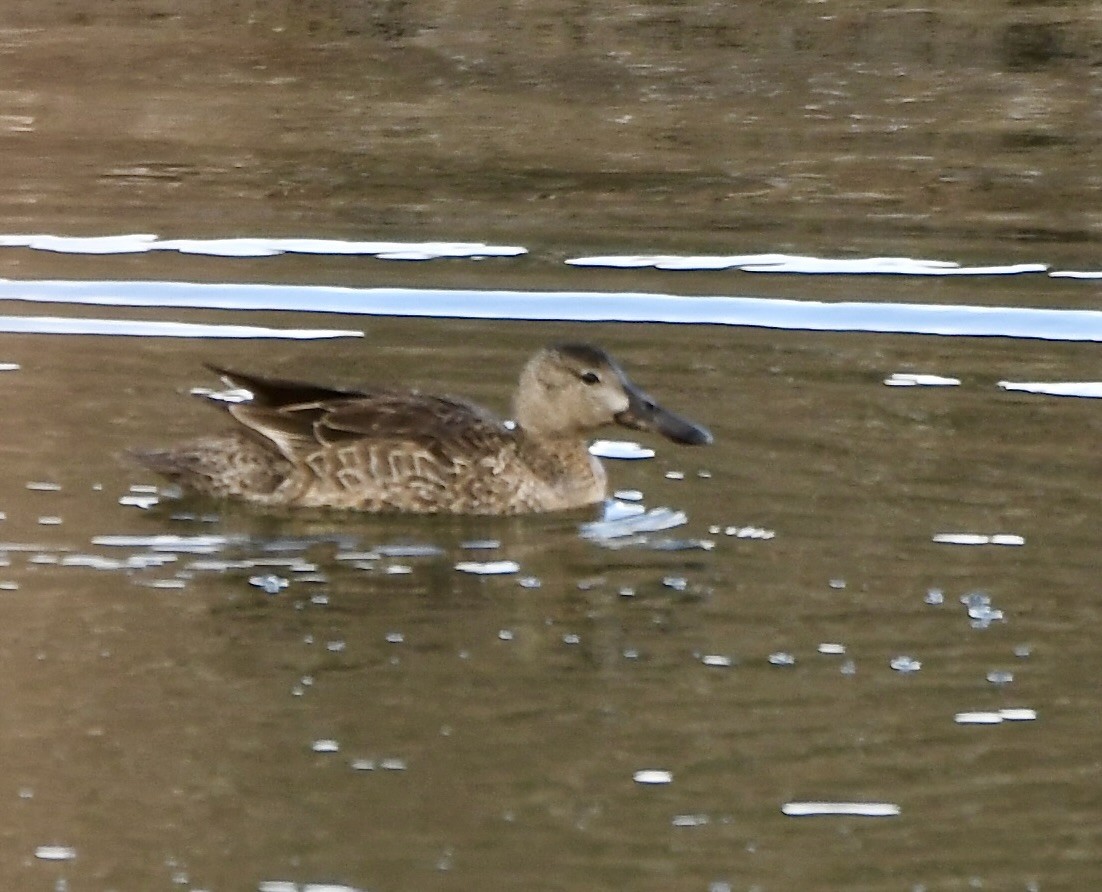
[
  {"xmin": 34, "ymin": 845, "xmax": 77, "ymax": 860},
  {"xmin": 998, "ymin": 381, "xmax": 1102, "ymax": 398},
  {"xmin": 454, "ymin": 560, "xmax": 520, "ymax": 575},
  {"xmin": 1049, "ymin": 270, "xmax": 1102, "ymax": 279},
  {"xmin": 0, "ymin": 233, "xmax": 527, "ymax": 260},
  {"xmin": 0, "ymin": 315, "xmax": 360, "ymax": 339},
  {"xmin": 567, "ymin": 253, "xmax": 1046, "ymax": 277},
  {"xmin": 932, "ymin": 533, "xmax": 1025, "ymax": 546},
  {"xmin": 955, "ymin": 708, "xmax": 1037, "ymax": 724},
  {"xmin": 92, "ymin": 534, "xmax": 244, "ymax": 551},
  {"xmin": 782, "ymin": 801, "xmax": 900, "ymax": 817},
  {"xmin": 884, "ymin": 373, "xmax": 961, "ymax": 387}
]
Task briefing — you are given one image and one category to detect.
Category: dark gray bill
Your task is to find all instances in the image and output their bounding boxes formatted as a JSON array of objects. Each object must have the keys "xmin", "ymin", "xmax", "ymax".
[{"xmin": 614, "ymin": 383, "xmax": 713, "ymax": 446}]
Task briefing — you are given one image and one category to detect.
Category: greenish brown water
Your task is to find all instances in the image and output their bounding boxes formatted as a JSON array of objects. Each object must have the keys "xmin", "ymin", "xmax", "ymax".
[{"xmin": 0, "ymin": 3, "xmax": 1100, "ymax": 890}]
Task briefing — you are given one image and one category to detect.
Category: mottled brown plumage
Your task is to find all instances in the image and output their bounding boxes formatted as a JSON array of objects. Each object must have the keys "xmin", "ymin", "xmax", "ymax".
[{"xmin": 130, "ymin": 343, "xmax": 712, "ymax": 514}]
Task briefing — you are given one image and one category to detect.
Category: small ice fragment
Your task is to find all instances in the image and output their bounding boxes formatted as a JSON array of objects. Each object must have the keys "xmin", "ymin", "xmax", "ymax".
[
  {"xmin": 990, "ymin": 534, "xmax": 1025, "ymax": 546},
  {"xmin": 999, "ymin": 708, "xmax": 1037, "ymax": 721},
  {"xmin": 460, "ymin": 539, "xmax": 500, "ymax": 550},
  {"xmin": 955, "ymin": 711, "xmax": 1004, "ymax": 725},
  {"xmin": 589, "ymin": 440, "xmax": 655, "ymax": 460},
  {"xmin": 562, "ymin": 633, "xmax": 581, "ymax": 645},
  {"xmin": 662, "ymin": 576, "xmax": 688, "ymax": 591},
  {"xmin": 455, "ymin": 560, "xmax": 520, "ymax": 575},
  {"xmin": 119, "ymin": 494, "xmax": 159, "ymax": 509},
  {"xmin": 34, "ymin": 845, "xmax": 76, "ymax": 861},
  {"xmin": 498, "ymin": 629, "xmax": 514, "ymax": 641},
  {"xmin": 840, "ymin": 659, "xmax": 857, "ymax": 676},
  {"xmin": 884, "ymin": 372, "xmax": 960, "ymax": 387},
  {"xmin": 986, "ymin": 669, "xmax": 1014, "ymax": 685},
  {"xmin": 310, "ymin": 593, "xmax": 329, "ymax": 606},
  {"xmin": 818, "ymin": 643, "xmax": 846, "ymax": 655},
  {"xmin": 828, "ymin": 578, "xmax": 846, "ymax": 589},
  {"xmin": 633, "ymin": 769, "xmax": 673, "ymax": 785},
  {"xmin": 890, "ymin": 655, "xmax": 922, "ymax": 673},
  {"xmin": 701, "ymin": 654, "xmax": 732, "ymax": 667},
  {"xmin": 517, "ymin": 576, "xmax": 542, "ymax": 589},
  {"xmin": 380, "ymin": 758, "xmax": 407, "ymax": 771},
  {"xmin": 933, "ymin": 533, "xmax": 990, "ymax": 545},
  {"xmin": 1013, "ymin": 643, "xmax": 1033, "ymax": 658},
  {"xmin": 768, "ymin": 651, "xmax": 796, "ymax": 666},
  {"xmin": 326, "ymin": 640, "xmax": 345, "ymax": 653},
  {"xmin": 351, "ymin": 759, "xmax": 375, "ymax": 771},
  {"xmin": 782, "ymin": 801, "xmax": 900, "ymax": 817},
  {"xmin": 249, "ymin": 574, "xmax": 289, "ymax": 595},
  {"xmin": 925, "ymin": 587, "xmax": 944, "ymax": 605},
  {"xmin": 0, "ymin": 362, "xmax": 20, "ymax": 371},
  {"xmin": 377, "ymin": 544, "xmax": 443, "ymax": 558},
  {"xmin": 672, "ymin": 814, "xmax": 709, "ymax": 827},
  {"xmin": 665, "ymin": 471, "xmax": 685, "ymax": 480},
  {"xmin": 385, "ymin": 632, "xmax": 404, "ymax": 644},
  {"xmin": 384, "ymin": 564, "xmax": 413, "ymax": 575},
  {"xmin": 26, "ymin": 481, "xmax": 61, "ymax": 491},
  {"xmin": 37, "ymin": 516, "xmax": 62, "ymax": 525},
  {"xmin": 311, "ymin": 739, "xmax": 340, "ymax": 753},
  {"xmin": 614, "ymin": 489, "xmax": 644, "ymax": 502}
]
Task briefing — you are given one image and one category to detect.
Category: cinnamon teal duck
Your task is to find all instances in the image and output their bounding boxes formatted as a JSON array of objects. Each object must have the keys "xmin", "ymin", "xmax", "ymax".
[{"xmin": 130, "ymin": 343, "xmax": 712, "ymax": 514}]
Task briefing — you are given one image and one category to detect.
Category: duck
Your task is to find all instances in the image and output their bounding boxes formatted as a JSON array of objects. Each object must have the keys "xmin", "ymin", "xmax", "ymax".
[{"xmin": 130, "ymin": 342, "xmax": 712, "ymax": 514}]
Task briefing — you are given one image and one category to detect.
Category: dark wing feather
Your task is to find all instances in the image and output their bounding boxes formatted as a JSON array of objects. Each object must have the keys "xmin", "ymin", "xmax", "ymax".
[{"xmin": 205, "ymin": 364, "xmax": 368, "ymax": 407}]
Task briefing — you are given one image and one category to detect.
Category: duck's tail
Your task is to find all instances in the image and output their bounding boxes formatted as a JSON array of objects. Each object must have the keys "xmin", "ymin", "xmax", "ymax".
[{"xmin": 126, "ymin": 434, "xmax": 290, "ymax": 500}]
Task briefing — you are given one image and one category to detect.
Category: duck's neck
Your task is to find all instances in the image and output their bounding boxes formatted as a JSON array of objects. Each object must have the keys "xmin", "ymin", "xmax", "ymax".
[{"xmin": 514, "ymin": 428, "xmax": 608, "ymax": 501}]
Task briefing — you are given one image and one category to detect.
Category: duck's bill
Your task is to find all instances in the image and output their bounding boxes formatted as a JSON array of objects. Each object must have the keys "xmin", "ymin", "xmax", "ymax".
[{"xmin": 614, "ymin": 385, "xmax": 713, "ymax": 446}]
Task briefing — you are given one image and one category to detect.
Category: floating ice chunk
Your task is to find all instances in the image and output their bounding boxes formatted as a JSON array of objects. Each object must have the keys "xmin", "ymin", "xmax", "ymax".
[
  {"xmin": 665, "ymin": 470, "xmax": 685, "ymax": 480},
  {"xmin": 0, "ymin": 362, "xmax": 19, "ymax": 371},
  {"xmin": 26, "ymin": 481, "xmax": 61, "ymax": 491},
  {"xmin": 890, "ymin": 655, "xmax": 922, "ymax": 673},
  {"xmin": 782, "ymin": 801, "xmax": 900, "ymax": 817},
  {"xmin": 955, "ymin": 711, "xmax": 1004, "ymax": 725},
  {"xmin": 34, "ymin": 845, "xmax": 76, "ymax": 861},
  {"xmin": 924, "ymin": 588, "xmax": 945, "ymax": 605},
  {"xmin": 613, "ymin": 489, "xmax": 644, "ymax": 502},
  {"xmin": 579, "ymin": 506, "xmax": 687, "ymax": 541},
  {"xmin": 998, "ymin": 380, "xmax": 1102, "ymax": 398},
  {"xmin": 498, "ymin": 629, "xmax": 515, "ymax": 641},
  {"xmin": 768, "ymin": 652, "xmax": 796, "ymax": 666},
  {"xmin": 311, "ymin": 739, "xmax": 340, "ymax": 753},
  {"xmin": 932, "ymin": 533, "xmax": 1024, "ymax": 546},
  {"xmin": 999, "ymin": 708, "xmax": 1037, "ymax": 721},
  {"xmin": 986, "ymin": 669, "xmax": 1014, "ymax": 685},
  {"xmin": 249, "ymin": 574, "xmax": 289, "ymax": 595},
  {"xmin": 589, "ymin": 440, "xmax": 655, "ymax": 460},
  {"xmin": 701, "ymin": 654, "xmax": 733, "ymax": 667},
  {"xmin": 884, "ymin": 372, "xmax": 961, "ymax": 387},
  {"xmin": 37, "ymin": 516, "xmax": 62, "ymax": 525},
  {"xmin": 455, "ymin": 560, "xmax": 520, "ymax": 575},
  {"xmin": 817, "ymin": 643, "xmax": 846, "ymax": 655},
  {"xmin": 92, "ymin": 534, "xmax": 242, "ymax": 552},
  {"xmin": 119, "ymin": 494, "xmax": 159, "ymax": 509},
  {"xmin": 259, "ymin": 882, "xmax": 367, "ymax": 892},
  {"xmin": 672, "ymin": 814, "xmax": 710, "ymax": 827},
  {"xmin": 1050, "ymin": 270, "xmax": 1102, "ymax": 279},
  {"xmin": 4, "ymin": 233, "xmax": 160, "ymax": 254},
  {"xmin": 633, "ymin": 769, "xmax": 673, "ymax": 785},
  {"xmin": 377, "ymin": 544, "xmax": 444, "ymax": 558}
]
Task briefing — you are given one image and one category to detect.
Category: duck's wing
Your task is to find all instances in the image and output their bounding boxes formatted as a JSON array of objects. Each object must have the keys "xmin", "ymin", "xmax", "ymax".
[
  {"xmin": 225, "ymin": 386, "xmax": 510, "ymax": 463},
  {"xmin": 205, "ymin": 364, "xmax": 368, "ymax": 406}
]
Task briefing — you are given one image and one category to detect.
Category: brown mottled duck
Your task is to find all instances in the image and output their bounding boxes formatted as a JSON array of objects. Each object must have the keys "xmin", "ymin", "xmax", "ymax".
[{"xmin": 130, "ymin": 343, "xmax": 712, "ymax": 514}]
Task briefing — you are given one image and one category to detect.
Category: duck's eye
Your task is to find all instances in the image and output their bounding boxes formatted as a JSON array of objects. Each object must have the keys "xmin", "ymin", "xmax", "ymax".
[{"xmin": 580, "ymin": 371, "xmax": 601, "ymax": 385}]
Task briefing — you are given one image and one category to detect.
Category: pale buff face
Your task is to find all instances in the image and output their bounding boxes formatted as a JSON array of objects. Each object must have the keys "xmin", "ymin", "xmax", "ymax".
[
  {"xmin": 511, "ymin": 343, "xmax": 712, "ymax": 447},
  {"xmin": 513, "ymin": 345, "xmax": 631, "ymax": 437}
]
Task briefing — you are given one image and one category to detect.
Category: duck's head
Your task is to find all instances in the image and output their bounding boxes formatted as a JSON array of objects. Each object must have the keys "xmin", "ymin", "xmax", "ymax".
[{"xmin": 513, "ymin": 343, "xmax": 713, "ymax": 445}]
